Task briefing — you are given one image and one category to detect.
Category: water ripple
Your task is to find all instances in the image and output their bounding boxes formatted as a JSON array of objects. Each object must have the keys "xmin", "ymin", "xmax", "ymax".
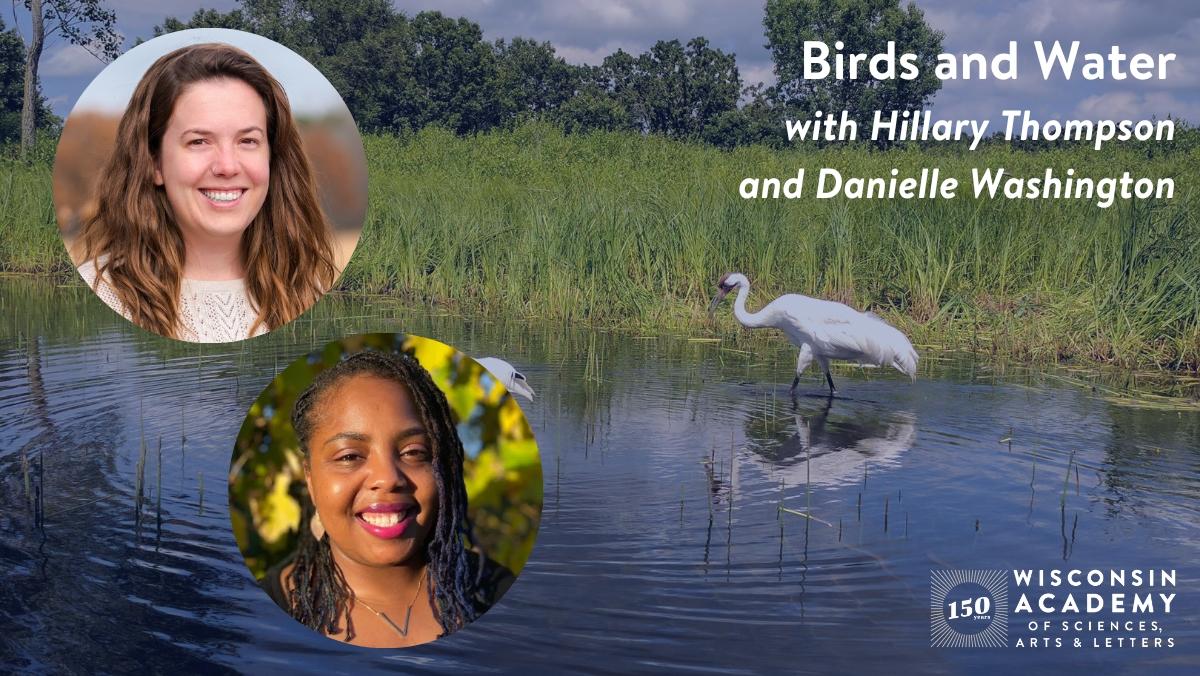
[{"xmin": 1, "ymin": 283, "xmax": 1198, "ymax": 672}]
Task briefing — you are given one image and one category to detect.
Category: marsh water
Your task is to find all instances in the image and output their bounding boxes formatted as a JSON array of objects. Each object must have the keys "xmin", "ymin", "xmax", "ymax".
[{"xmin": 1, "ymin": 277, "xmax": 1198, "ymax": 674}]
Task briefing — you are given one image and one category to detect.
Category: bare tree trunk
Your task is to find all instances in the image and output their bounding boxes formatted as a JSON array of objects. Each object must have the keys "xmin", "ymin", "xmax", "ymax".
[{"xmin": 21, "ymin": 0, "xmax": 45, "ymax": 161}]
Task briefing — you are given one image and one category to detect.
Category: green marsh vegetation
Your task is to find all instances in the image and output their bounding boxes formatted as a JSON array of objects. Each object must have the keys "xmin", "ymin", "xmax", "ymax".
[
  {"xmin": 353, "ymin": 125, "xmax": 1200, "ymax": 373},
  {"xmin": 3, "ymin": 123, "xmax": 1198, "ymax": 374},
  {"xmin": 1, "ymin": 147, "xmax": 62, "ymax": 274}
]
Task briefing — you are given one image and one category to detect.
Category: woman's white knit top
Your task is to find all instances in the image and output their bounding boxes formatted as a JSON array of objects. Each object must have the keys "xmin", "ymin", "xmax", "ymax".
[{"xmin": 78, "ymin": 259, "xmax": 266, "ymax": 343}]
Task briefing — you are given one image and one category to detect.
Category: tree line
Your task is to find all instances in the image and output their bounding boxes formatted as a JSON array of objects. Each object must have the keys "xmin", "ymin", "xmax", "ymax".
[
  {"xmin": 151, "ymin": 0, "xmax": 946, "ymax": 149},
  {"xmin": 9, "ymin": 0, "xmax": 1200, "ymax": 158},
  {"xmin": 5, "ymin": 0, "xmax": 955, "ymax": 155},
  {"xmin": 153, "ymin": 0, "xmax": 756, "ymax": 143}
]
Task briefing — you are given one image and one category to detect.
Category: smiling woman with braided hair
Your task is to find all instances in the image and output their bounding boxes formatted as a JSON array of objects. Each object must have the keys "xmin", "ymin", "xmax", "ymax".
[{"xmin": 259, "ymin": 349, "xmax": 514, "ymax": 647}]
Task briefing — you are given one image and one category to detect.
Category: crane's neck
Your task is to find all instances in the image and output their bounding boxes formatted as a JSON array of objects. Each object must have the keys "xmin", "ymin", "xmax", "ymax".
[{"xmin": 732, "ymin": 282, "xmax": 770, "ymax": 328}]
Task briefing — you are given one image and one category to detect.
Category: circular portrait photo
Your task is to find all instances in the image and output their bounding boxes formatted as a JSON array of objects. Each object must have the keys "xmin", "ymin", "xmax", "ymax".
[
  {"xmin": 54, "ymin": 28, "xmax": 367, "ymax": 343},
  {"xmin": 230, "ymin": 333, "xmax": 542, "ymax": 648}
]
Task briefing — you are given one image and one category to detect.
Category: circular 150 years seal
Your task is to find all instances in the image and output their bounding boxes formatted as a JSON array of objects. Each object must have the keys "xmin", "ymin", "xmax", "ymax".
[{"xmin": 931, "ymin": 569, "xmax": 1009, "ymax": 647}]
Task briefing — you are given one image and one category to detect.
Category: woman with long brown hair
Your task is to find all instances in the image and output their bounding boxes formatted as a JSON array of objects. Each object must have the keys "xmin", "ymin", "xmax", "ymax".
[{"xmin": 77, "ymin": 43, "xmax": 336, "ymax": 342}]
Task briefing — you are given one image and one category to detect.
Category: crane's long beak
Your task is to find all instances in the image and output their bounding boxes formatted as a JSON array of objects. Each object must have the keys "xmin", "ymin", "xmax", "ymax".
[
  {"xmin": 508, "ymin": 370, "xmax": 535, "ymax": 402},
  {"xmin": 509, "ymin": 380, "xmax": 535, "ymax": 402},
  {"xmin": 707, "ymin": 288, "xmax": 729, "ymax": 317}
]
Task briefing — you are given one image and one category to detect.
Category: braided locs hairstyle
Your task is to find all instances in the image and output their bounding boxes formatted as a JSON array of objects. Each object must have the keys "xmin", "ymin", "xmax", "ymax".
[{"xmin": 289, "ymin": 349, "xmax": 481, "ymax": 640}]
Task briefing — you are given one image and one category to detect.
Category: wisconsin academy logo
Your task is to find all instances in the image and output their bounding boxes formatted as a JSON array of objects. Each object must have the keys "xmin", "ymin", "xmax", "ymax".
[{"xmin": 931, "ymin": 570, "xmax": 1009, "ymax": 647}]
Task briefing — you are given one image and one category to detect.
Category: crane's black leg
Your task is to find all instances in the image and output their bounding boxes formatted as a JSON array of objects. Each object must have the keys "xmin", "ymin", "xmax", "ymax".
[
  {"xmin": 790, "ymin": 375, "xmax": 800, "ymax": 396},
  {"xmin": 825, "ymin": 370, "xmax": 837, "ymax": 395}
]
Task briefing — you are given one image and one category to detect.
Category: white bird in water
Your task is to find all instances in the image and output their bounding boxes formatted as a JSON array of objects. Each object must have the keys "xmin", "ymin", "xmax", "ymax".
[
  {"xmin": 476, "ymin": 357, "xmax": 536, "ymax": 401},
  {"xmin": 708, "ymin": 272, "xmax": 918, "ymax": 395}
]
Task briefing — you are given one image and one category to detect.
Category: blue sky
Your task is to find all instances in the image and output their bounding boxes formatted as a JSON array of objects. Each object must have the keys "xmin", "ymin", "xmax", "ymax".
[{"xmin": 26, "ymin": 0, "xmax": 1200, "ymax": 126}]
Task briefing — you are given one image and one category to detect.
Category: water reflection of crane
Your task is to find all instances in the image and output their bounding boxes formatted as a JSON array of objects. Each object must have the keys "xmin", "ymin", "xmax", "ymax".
[
  {"xmin": 703, "ymin": 398, "xmax": 916, "ymax": 512},
  {"xmin": 747, "ymin": 397, "xmax": 916, "ymax": 489},
  {"xmin": 700, "ymin": 397, "xmax": 916, "ymax": 577}
]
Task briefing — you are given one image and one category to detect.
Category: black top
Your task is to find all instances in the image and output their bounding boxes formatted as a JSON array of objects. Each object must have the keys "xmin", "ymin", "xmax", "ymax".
[
  {"xmin": 260, "ymin": 550, "xmax": 515, "ymax": 619},
  {"xmin": 259, "ymin": 555, "xmax": 293, "ymax": 610}
]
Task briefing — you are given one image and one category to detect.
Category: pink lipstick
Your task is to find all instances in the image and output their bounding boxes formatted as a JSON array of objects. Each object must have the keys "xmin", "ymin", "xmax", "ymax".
[{"xmin": 355, "ymin": 503, "xmax": 415, "ymax": 539}]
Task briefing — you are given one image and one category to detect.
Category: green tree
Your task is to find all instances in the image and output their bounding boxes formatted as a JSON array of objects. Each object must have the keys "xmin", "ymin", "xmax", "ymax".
[
  {"xmin": 13, "ymin": 0, "xmax": 121, "ymax": 158},
  {"xmin": 672, "ymin": 38, "xmax": 742, "ymax": 136},
  {"xmin": 1, "ymin": 19, "xmax": 55, "ymax": 145},
  {"xmin": 155, "ymin": 0, "xmax": 414, "ymax": 131},
  {"xmin": 157, "ymin": 3, "xmax": 504, "ymax": 134},
  {"xmin": 154, "ymin": 0, "xmax": 398, "ymax": 60},
  {"xmin": 320, "ymin": 20, "xmax": 419, "ymax": 132},
  {"xmin": 596, "ymin": 38, "xmax": 740, "ymax": 138},
  {"xmin": 703, "ymin": 84, "xmax": 789, "ymax": 149},
  {"xmin": 553, "ymin": 82, "xmax": 630, "ymax": 134},
  {"xmin": 153, "ymin": 8, "xmax": 251, "ymax": 37},
  {"xmin": 154, "ymin": 1, "xmax": 748, "ymax": 144},
  {"xmin": 764, "ymin": 0, "xmax": 943, "ymax": 143},
  {"xmin": 494, "ymin": 37, "xmax": 579, "ymax": 120},
  {"xmin": 407, "ymin": 11, "xmax": 501, "ymax": 133}
]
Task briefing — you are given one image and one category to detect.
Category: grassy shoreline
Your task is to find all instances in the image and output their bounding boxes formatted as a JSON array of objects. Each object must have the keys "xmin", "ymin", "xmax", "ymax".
[{"xmin": 4, "ymin": 124, "xmax": 1198, "ymax": 371}]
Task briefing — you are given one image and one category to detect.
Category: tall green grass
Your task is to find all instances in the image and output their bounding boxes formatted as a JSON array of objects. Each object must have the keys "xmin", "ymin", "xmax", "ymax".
[
  {"xmin": 349, "ymin": 125, "xmax": 1199, "ymax": 370},
  {"xmin": 0, "ymin": 158, "xmax": 66, "ymax": 273},
  {"xmin": 3, "ymin": 125, "xmax": 1198, "ymax": 370}
]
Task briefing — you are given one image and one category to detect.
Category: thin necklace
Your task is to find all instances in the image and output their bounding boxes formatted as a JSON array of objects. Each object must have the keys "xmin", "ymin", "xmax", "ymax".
[{"xmin": 354, "ymin": 568, "xmax": 428, "ymax": 639}]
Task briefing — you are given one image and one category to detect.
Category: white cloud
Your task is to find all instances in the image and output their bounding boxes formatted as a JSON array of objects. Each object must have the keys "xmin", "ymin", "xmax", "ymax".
[
  {"xmin": 543, "ymin": 0, "xmax": 695, "ymax": 30},
  {"xmin": 1025, "ymin": 3, "xmax": 1054, "ymax": 34},
  {"xmin": 1075, "ymin": 91, "xmax": 1200, "ymax": 121},
  {"xmin": 109, "ymin": 0, "xmax": 238, "ymax": 21},
  {"xmin": 41, "ymin": 45, "xmax": 108, "ymax": 77},
  {"xmin": 1075, "ymin": 91, "xmax": 1140, "ymax": 118},
  {"xmin": 556, "ymin": 43, "xmax": 634, "ymax": 66},
  {"xmin": 394, "ymin": 0, "xmax": 763, "ymax": 57},
  {"xmin": 741, "ymin": 63, "xmax": 776, "ymax": 89}
]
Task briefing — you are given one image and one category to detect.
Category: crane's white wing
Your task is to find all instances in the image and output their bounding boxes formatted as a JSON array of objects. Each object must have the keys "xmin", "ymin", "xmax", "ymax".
[{"xmin": 766, "ymin": 295, "xmax": 917, "ymax": 377}]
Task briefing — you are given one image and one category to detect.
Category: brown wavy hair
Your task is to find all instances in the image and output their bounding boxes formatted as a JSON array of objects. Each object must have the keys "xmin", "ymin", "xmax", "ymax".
[{"xmin": 78, "ymin": 43, "xmax": 336, "ymax": 339}]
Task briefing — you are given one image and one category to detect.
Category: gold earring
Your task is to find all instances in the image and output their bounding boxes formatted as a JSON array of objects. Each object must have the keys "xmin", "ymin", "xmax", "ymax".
[{"xmin": 310, "ymin": 511, "xmax": 325, "ymax": 541}]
